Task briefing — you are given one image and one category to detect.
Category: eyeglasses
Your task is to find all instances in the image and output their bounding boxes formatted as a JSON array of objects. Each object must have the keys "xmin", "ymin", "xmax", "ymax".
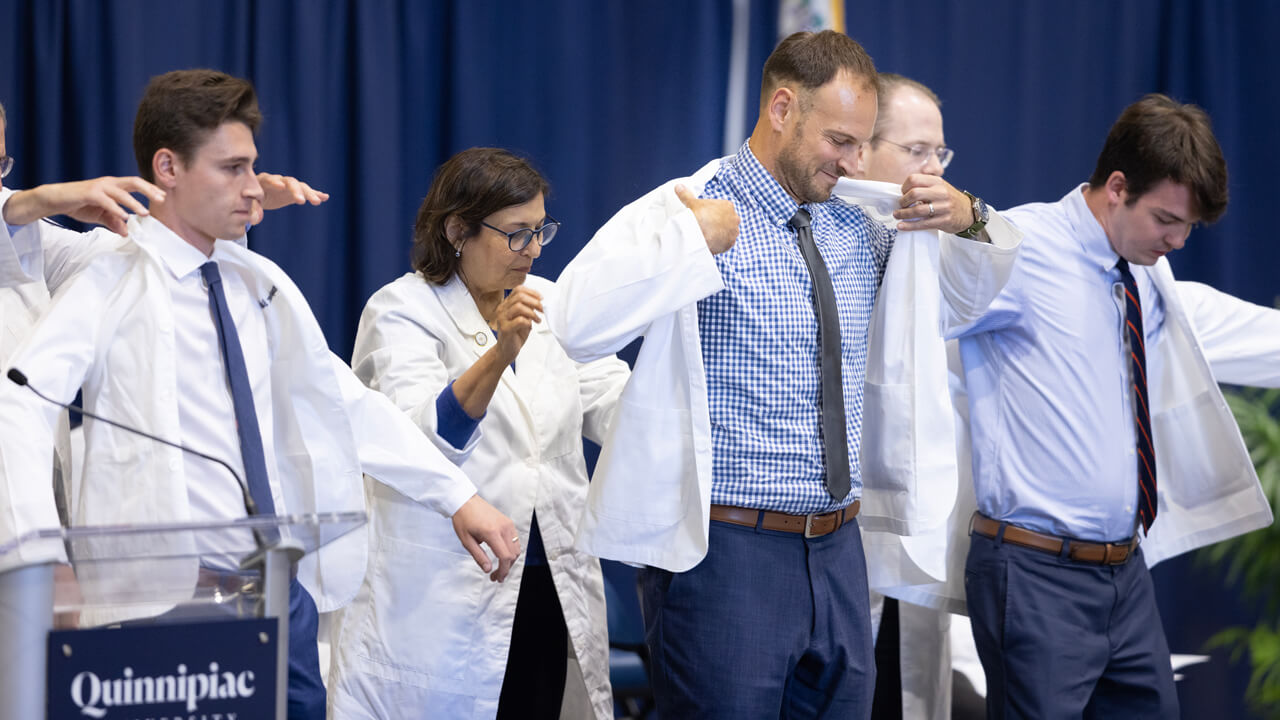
[
  {"xmin": 0, "ymin": 156, "xmax": 12, "ymax": 179},
  {"xmin": 480, "ymin": 216, "xmax": 560, "ymax": 252},
  {"xmin": 874, "ymin": 138, "xmax": 954, "ymax": 170}
]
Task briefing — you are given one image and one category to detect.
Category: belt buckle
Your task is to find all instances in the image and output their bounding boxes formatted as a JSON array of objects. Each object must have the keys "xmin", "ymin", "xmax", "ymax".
[{"xmin": 804, "ymin": 513, "xmax": 820, "ymax": 539}]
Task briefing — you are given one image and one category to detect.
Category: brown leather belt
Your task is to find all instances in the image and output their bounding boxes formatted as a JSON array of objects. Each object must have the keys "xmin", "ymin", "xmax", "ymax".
[
  {"xmin": 970, "ymin": 512, "xmax": 1139, "ymax": 565},
  {"xmin": 710, "ymin": 501, "xmax": 860, "ymax": 539}
]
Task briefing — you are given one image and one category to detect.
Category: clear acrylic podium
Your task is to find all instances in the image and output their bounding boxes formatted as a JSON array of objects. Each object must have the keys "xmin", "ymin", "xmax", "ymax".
[{"xmin": 0, "ymin": 511, "xmax": 365, "ymax": 720}]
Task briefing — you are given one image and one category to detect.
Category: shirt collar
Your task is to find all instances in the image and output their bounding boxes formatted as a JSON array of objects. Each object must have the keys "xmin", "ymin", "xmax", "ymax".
[
  {"xmin": 726, "ymin": 141, "xmax": 805, "ymax": 227},
  {"xmin": 1063, "ymin": 183, "xmax": 1121, "ymax": 272},
  {"xmin": 134, "ymin": 215, "xmax": 215, "ymax": 281},
  {"xmin": 133, "ymin": 212, "xmax": 253, "ymax": 280}
]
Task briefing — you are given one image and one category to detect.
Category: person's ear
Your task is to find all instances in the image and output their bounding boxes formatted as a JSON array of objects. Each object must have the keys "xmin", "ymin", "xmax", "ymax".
[
  {"xmin": 768, "ymin": 87, "xmax": 800, "ymax": 133},
  {"xmin": 446, "ymin": 215, "xmax": 468, "ymax": 256},
  {"xmin": 1105, "ymin": 171, "xmax": 1128, "ymax": 205},
  {"xmin": 152, "ymin": 148, "xmax": 182, "ymax": 190}
]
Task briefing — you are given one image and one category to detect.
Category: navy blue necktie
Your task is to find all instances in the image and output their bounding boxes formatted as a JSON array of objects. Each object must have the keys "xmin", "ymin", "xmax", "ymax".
[
  {"xmin": 201, "ymin": 261, "xmax": 276, "ymax": 517},
  {"xmin": 789, "ymin": 207, "xmax": 851, "ymax": 502},
  {"xmin": 1117, "ymin": 259, "xmax": 1157, "ymax": 534}
]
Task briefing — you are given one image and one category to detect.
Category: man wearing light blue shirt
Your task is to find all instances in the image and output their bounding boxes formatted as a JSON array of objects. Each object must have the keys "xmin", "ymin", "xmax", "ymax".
[{"xmin": 956, "ymin": 94, "xmax": 1280, "ymax": 718}]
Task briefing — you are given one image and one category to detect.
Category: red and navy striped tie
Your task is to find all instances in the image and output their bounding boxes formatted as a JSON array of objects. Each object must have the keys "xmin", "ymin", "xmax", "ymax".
[{"xmin": 1117, "ymin": 259, "xmax": 1157, "ymax": 534}]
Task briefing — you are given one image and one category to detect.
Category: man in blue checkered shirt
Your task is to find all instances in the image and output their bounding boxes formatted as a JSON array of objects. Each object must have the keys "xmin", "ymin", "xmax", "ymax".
[{"xmin": 551, "ymin": 31, "xmax": 1020, "ymax": 719}]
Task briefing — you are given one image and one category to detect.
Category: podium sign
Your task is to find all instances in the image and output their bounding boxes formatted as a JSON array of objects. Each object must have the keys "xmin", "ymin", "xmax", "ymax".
[{"xmin": 47, "ymin": 618, "xmax": 277, "ymax": 720}]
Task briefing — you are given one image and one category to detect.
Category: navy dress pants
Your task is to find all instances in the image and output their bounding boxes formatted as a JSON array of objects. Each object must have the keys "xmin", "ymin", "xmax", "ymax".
[
  {"xmin": 287, "ymin": 578, "xmax": 326, "ymax": 720},
  {"xmin": 964, "ymin": 529, "xmax": 1178, "ymax": 720},
  {"xmin": 639, "ymin": 517, "xmax": 875, "ymax": 719}
]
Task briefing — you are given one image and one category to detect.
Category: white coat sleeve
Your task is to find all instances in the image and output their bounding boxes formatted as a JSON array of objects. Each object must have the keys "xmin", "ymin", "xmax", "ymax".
[
  {"xmin": 350, "ymin": 282, "xmax": 483, "ymax": 464},
  {"xmin": 548, "ymin": 181, "xmax": 725, "ymax": 362},
  {"xmin": 1177, "ymin": 280, "xmax": 1280, "ymax": 387},
  {"xmin": 0, "ymin": 254, "xmax": 123, "ymax": 569},
  {"xmin": 575, "ymin": 353, "xmax": 631, "ymax": 447},
  {"xmin": 0, "ymin": 191, "xmax": 123, "ymax": 292},
  {"xmin": 0, "ymin": 187, "xmax": 46, "ymax": 286},
  {"xmin": 331, "ymin": 354, "xmax": 478, "ymax": 518},
  {"xmin": 937, "ymin": 210, "xmax": 1023, "ymax": 336}
]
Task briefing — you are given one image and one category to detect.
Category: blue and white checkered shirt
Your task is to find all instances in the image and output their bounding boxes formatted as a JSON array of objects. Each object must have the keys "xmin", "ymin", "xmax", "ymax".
[{"xmin": 698, "ymin": 143, "xmax": 893, "ymax": 515}]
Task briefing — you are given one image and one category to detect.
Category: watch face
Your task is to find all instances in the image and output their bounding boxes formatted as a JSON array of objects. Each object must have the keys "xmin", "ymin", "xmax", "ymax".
[{"xmin": 976, "ymin": 197, "xmax": 989, "ymax": 222}]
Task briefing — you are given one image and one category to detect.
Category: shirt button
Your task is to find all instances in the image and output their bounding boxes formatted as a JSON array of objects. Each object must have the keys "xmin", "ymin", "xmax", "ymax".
[{"xmin": 1126, "ymin": 448, "xmax": 1135, "ymax": 456}]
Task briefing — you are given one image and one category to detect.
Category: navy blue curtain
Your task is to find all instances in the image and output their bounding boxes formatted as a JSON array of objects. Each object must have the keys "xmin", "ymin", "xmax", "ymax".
[
  {"xmin": 0, "ymin": 0, "xmax": 733, "ymax": 354},
  {"xmin": 849, "ymin": 0, "xmax": 1280, "ymax": 311},
  {"xmin": 1, "ymin": 2, "xmax": 1274, "ymax": 717}
]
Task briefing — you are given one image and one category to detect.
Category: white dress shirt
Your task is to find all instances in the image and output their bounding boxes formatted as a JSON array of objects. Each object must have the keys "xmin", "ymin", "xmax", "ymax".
[{"xmin": 146, "ymin": 225, "xmax": 278, "ymax": 561}]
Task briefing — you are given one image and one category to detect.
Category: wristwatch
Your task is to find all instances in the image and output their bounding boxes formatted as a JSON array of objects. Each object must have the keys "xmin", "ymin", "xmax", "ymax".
[{"xmin": 956, "ymin": 191, "xmax": 989, "ymax": 239}]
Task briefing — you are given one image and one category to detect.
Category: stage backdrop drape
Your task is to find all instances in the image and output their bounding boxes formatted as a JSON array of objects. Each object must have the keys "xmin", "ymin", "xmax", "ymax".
[{"xmin": 1, "ymin": 2, "xmax": 1273, "ymax": 717}]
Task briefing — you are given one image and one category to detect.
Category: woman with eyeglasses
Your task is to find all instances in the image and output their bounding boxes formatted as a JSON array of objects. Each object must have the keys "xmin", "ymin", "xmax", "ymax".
[{"xmin": 328, "ymin": 147, "xmax": 628, "ymax": 719}]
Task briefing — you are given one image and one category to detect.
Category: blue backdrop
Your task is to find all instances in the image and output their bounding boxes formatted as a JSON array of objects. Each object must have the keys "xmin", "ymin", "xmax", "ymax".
[{"xmin": 1, "ymin": 1, "xmax": 1274, "ymax": 717}]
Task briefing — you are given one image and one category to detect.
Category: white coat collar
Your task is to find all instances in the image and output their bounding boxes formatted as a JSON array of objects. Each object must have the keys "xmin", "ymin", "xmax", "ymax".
[
  {"xmin": 833, "ymin": 178, "xmax": 906, "ymax": 220},
  {"xmin": 435, "ymin": 273, "xmax": 495, "ymax": 357}
]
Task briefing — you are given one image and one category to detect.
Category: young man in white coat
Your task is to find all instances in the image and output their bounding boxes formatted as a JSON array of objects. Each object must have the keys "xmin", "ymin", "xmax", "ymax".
[
  {"xmin": 548, "ymin": 32, "xmax": 1021, "ymax": 718},
  {"xmin": 954, "ymin": 94, "xmax": 1280, "ymax": 717},
  {"xmin": 0, "ymin": 98, "xmax": 327, "ymax": 508},
  {"xmin": 0, "ymin": 70, "xmax": 519, "ymax": 720}
]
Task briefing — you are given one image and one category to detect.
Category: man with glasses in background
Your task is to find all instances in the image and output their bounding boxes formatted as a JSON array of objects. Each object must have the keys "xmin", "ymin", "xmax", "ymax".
[
  {"xmin": 857, "ymin": 74, "xmax": 953, "ymax": 180},
  {"xmin": 852, "ymin": 73, "xmax": 985, "ymax": 720}
]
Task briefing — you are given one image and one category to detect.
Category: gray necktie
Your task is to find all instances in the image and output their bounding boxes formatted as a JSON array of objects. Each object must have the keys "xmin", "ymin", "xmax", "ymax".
[{"xmin": 789, "ymin": 207, "xmax": 851, "ymax": 502}]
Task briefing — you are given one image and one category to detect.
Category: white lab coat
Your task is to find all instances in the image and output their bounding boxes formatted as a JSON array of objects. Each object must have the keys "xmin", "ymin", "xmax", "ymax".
[
  {"xmin": 853, "ymin": 194, "xmax": 973, "ymax": 720},
  {"xmin": 546, "ymin": 163, "xmax": 1021, "ymax": 573},
  {"xmin": 0, "ymin": 189, "xmax": 52, "ymax": 360},
  {"xmin": 881, "ymin": 260, "xmax": 1280, "ymax": 613},
  {"xmin": 0, "ymin": 215, "xmax": 478, "ymax": 618},
  {"xmin": 328, "ymin": 273, "xmax": 628, "ymax": 720},
  {"xmin": 0, "ymin": 190, "xmax": 103, "ymax": 516}
]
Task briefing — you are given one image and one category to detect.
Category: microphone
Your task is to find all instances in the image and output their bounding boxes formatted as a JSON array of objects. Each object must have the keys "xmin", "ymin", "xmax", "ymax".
[{"xmin": 7, "ymin": 368, "xmax": 262, "ymax": 519}]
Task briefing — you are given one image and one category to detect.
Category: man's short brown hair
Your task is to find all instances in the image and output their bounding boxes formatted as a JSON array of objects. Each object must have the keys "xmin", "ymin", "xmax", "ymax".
[
  {"xmin": 760, "ymin": 30, "xmax": 877, "ymax": 112},
  {"xmin": 1088, "ymin": 94, "xmax": 1228, "ymax": 224},
  {"xmin": 132, "ymin": 69, "xmax": 262, "ymax": 183}
]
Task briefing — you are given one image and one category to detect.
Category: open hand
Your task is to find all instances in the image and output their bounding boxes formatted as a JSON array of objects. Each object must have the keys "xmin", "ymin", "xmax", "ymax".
[
  {"xmin": 252, "ymin": 173, "xmax": 329, "ymax": 225},
  {"xmin": 3, "ymin": 176, "xmax": 165, "ymax": 237}
]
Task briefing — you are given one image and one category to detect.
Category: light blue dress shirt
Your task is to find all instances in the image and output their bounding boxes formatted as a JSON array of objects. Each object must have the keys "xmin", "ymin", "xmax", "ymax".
[{"xmin": 958, "ymin": 185, "xmax": 1164, "ymax": 542}]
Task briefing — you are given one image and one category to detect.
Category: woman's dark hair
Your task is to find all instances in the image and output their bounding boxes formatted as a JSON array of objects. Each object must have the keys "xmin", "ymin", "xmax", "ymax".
[{"xmin": 412, "ymin": 148, "xmax": 549, "ymax": 284}]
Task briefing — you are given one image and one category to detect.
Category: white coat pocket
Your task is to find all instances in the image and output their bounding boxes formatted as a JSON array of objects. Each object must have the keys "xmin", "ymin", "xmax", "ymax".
[
  {"xmin": 591, "ymin": 399, "xmax": 693, "ymax": 525},
  {"xmin": 1152, "ymin": 391, "xmax": 1250, "ymax": 508},
  {"xmin": 352, "ymin": 535, "xmax": 483, "ymax": 685}
]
